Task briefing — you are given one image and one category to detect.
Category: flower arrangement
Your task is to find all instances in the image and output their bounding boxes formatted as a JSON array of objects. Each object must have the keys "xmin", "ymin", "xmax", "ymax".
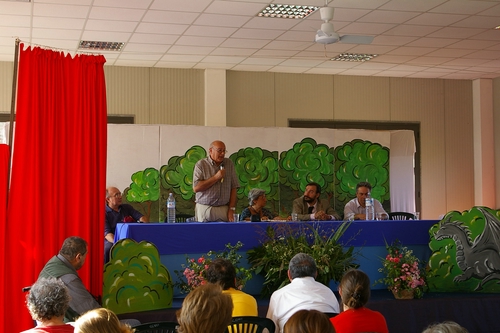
[
  {"xmin": 247, "ymin": 221, "xmax": 359, "ymax": 297},
  {"xmin": 375, "ymin": 239, "xmax": 426, "ymax": 299},
  {"xmin": 174, "ymin": 241, "xmax": 252, "ymax": 294}
]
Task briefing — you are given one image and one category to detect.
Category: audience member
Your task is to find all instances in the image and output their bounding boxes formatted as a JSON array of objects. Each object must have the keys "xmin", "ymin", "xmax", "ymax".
[
  {"xmin": 284, "ymin": 309, "xmax": 335, "ymax": 333},
  {"xmin": 206, "ymin": 258, "xmax": 258, "ymax": 316},
  {"xmin": 343, "ymin": 182, "xmax": 388, "ymax": 220},
  {"xmin": 422, "ymin": 321, "xmax": 469, "ymax": 333},
  {"xmin": 330, "ymin": 269, "xmax": 388, "ymax": 333},
  {"xmin": 177, "ymin": 283, "xmax": 233, "ymax": 333},
  {"xmin": 240, "ymin": 188, "xmax": 277, "ymax": 221},
  {"xmin": 23, "ymin": 277, "xmax": 74, "ymax": 333},
  {"xmin": 292, "ymin": 182, "xmax": 340, "ymax": 221},
  {"xmin": 193, "ymin": 140, "xmax": 240, "ymax": 222},
  {"xmin": 37, "ymin": 236, "xmax": 140, "ymax": 326},
  {"xmin": 267, "ymin": 253, "xmax": 340, "ymax": 333},
  {"xmin": 105, "ymin": 186, "xmax": 148, "ymax": 263},
  {"xmin": 74, "ymin": 308, "xmax": 133, "ymax": 333}
]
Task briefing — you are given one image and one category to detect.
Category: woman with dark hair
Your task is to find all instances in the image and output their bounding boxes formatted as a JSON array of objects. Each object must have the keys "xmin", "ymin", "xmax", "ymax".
[
  {"xmin": 331, "ymin": 269, "xmax": 388, "ymax": 333},
  {"xmin": 23, "ymin": 277, "xmax": 74, "ymax": 333},
  {"xmin": 284, "ymin": 309, "xmax": 335, "ymax": 333}
]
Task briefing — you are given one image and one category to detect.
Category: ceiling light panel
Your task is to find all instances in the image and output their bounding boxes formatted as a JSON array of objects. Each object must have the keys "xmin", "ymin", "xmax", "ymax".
[
  {"xmin": 331, "ymin": 53, "xmax": 378, "ymax": 62},
  {"xmin": 257, "ymin": 4, "xmax": 319, "ymax": 19},
  {"xmin": 79, "ymin": 41, "xmax": 124, "ymax": 51}
]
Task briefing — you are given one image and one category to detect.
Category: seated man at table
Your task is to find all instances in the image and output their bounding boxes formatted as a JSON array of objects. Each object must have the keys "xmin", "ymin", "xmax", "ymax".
[
  {"xmin": 206, "ymin": 258, "xmax": 258, "ymax": 317},
  {"xmin": 105, "ymin": 186, "xmax": 148, "ymax": 263},
  {"xmin": 344, "ymin": 181, "xmax": 388, "ymax": 220},
  {"xmin": 292, "ymin": 182, "xmax": 340, "ymax": 221},
  {"xmin": 193, "ymin": 140, "xmax": 240, "ymax": 222},
  {"xmin": 267, "ymin": 253, "xmax": 340, "ymax": 333}
]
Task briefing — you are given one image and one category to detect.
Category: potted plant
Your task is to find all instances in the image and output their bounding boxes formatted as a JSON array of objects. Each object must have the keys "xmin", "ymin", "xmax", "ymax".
[
  {"xmin": 375, "ymin": 239, "xmax": 426, "ymax": 299},
  {"xmin": 174, "ymin": 241, "xmax": 252, "ymax": 294},
  {"xmin": 247, "ymin": 221, "xmax": 359, "ymax": 297}
]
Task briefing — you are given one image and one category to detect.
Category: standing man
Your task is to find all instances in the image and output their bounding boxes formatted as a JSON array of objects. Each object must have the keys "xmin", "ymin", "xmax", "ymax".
[
  {"xmin": 193, "ymin": 140, "xmax": 239, "ymax": 222},
  {"xmin": 266, "ymin": 253, "xmax": 340, "ymax": 333},
  {"xmin": 292, "ymin": 182, "xmax": 340, "ymax": 221},
  {"xmin": 344, "ymin": 181, "xmax": 388, "ymax": 220},
  {"xmin": 105, "ymin": 187, "xmax": 148, "ymax": 263}
]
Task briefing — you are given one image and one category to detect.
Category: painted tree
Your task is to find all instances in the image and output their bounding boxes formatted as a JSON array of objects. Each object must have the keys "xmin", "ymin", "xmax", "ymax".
[
  {"xmin": 279, "ymin": 138, "xmax": 335, "ymax": 215},
  {"xmin": 334, "ymin": 139, "xmax": 390, "ymax": 208},
  {"xmin": 126, "ymin": 167, "xmax": 160, "ymax": 220},
  {"xmin": 160, "ymin": 145, "xmax": 207, "ymax": 216},
  {"xmin": 230, "ymin": 147, "xmax": 279, "ymax": 214}
]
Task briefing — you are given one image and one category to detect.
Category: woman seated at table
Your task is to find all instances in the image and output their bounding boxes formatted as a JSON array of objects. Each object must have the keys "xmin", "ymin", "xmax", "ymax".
[{"xmin": 240, "ymin": 188, "xmax": 277, "ymax": 221}]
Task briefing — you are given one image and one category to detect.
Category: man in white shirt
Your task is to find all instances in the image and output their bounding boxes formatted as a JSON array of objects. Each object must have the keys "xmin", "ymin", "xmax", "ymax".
[
  {"xmin": 344, "ymin": 181, "xmax": 388, "ymax": 220},
  {"xmin": 266, "ymin": 253, "xmax": 340, "ymax": 333}
]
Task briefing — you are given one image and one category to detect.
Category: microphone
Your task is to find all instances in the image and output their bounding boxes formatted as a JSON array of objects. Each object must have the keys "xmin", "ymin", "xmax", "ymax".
[{"xmin": 220, "ymin": 164, "xmax": 224, "ymax": 183}]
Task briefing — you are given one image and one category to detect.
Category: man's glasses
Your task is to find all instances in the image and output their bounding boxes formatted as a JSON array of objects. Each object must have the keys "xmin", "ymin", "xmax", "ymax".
[
  {"xmin": 212, "ymin": 147, "xmax": 228, "ymax": 154},
  {"xmin": 110, "ymin": 192, "xmax": 122, "ymax": 198}
]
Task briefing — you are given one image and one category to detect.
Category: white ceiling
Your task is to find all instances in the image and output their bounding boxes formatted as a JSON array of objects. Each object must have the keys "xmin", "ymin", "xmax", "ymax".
[{"xmin": 1, "ymin": 0, "xmax": 500, "ymax": 80}]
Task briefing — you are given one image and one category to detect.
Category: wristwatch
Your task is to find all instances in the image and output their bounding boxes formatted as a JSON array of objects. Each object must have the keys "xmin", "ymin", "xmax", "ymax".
[{"xmin": 230, "ymin": 207, "xmax": 236, "ymax": 211}]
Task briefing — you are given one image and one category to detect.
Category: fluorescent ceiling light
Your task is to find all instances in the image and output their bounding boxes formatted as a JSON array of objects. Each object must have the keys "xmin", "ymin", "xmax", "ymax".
[
  {"xmin": 257, "ymin": 4, "xmax": 319, "ymax": 19},
  {"xmin": 79, "ymin": 41, "xmax": 124, "ymax": 51},
  {"xmin": 331, "ymin": 53, "xmax": 378, "ymax": 62}
]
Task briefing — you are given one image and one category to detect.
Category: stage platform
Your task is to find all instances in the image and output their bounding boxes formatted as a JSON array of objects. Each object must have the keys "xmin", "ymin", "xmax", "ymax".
[{"xmin": 118, "ymin": 290, "xmax": 500, "ymax": 333}]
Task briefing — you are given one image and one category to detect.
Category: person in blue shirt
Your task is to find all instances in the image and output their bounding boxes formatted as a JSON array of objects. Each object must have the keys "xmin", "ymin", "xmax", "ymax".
[{"xmin": 104, "ymin": 187, "xmax": 148, "ymax": 263}]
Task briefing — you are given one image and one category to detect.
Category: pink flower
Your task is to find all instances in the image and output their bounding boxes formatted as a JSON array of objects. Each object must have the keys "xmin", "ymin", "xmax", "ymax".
[{"xmin": 198, "ymin": 257, "xmax": 204, "ymax": 263}]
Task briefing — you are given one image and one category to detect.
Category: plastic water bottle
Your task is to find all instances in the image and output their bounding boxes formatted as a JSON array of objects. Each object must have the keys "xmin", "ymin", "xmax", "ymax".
[
  {"xmin": 365, "ymin": 195, "xmax": 375, "ymax": 221},
  {"xmin": 167, "ymin": 193, "xmax": 176, "ymax": 223}
]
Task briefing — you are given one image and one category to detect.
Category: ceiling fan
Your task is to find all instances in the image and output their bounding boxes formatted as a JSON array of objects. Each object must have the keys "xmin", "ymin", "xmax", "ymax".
[{"xmin": 315, "ymin": 6, "xmax": 374, "ymax": 45}]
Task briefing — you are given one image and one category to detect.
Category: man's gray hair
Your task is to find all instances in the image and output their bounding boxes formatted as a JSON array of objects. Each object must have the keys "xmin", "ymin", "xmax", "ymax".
[
  {"xmin": 26, "ymin": 277, "xmax": 70, "ymax": 321},
  {"xmin": 248, "ymin": 188, "xmax": 266, "ymax": 206},
  {"xmin": 422, "ymin": 322, "xmax": 469, "ymax": 333},
  {"xmin": 289, "ymin": 253, "xmax": 317, "ymax": 279}
]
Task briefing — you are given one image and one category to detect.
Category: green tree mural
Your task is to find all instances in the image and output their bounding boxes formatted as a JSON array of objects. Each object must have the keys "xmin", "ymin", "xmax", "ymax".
[
  {"xmin": 159, "ymin": 145, "xmax": 207, "ymax": 217},
  {"xmin": 334, "ymin": 139, "xmax": 390, "ymax": 208},
  {"xmin": 279, "ymin": 138, "xmax": 335, "ymax": 215},
  {"xmin": 103, "ymin": 239, "xmax": 173, "ymax": 314},
  {"xmin": 230, "ymin": 147, "xmax": 279, "ymax": 214},
  {"xmin": 125, "ymin": 167, "xmax": 160, "ymax": 220}
]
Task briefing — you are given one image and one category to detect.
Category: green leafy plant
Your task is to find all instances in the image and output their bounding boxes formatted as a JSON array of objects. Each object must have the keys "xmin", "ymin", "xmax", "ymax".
[
  {"xmin": 375, "ymin": 239, "xmax": 426, "ymax": 298},
  {"xmin": 174, "ymin": 241, "xmax": 252, "ymax": 294},
  {"xmin": 247, "ymin": 222, "xmax": 359, "ymax": 297}
]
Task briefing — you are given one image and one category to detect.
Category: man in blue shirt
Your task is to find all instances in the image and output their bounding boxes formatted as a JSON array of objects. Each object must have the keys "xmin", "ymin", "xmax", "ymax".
[{"xmin": 104, "ymin": 187, "xmax": 148, "ymax": 263}]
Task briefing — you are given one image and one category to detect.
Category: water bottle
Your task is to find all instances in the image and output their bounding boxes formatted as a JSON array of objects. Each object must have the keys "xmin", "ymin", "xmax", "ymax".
[
  {"xmin": 365, "ymin": 195, "xmax": 375, "ymax": 221},
  {"xmin": 167, "ymin": 193, "xmax": 176, "ymax": 223}
]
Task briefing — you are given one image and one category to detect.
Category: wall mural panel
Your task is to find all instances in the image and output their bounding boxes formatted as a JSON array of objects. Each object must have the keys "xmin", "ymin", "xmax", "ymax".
[
  {"xmin": 428, "ymin": 207, "xmax": 500, "ymax": 293},
  {"xmin": 108, "ymin": 125, "xmax": 396, "ymax": 222}
]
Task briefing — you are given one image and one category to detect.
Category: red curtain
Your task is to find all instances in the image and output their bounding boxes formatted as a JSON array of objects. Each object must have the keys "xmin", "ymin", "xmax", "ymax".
[{"xmin": 2, "ymin": 44, "xmax": 107, "ymax": 332}]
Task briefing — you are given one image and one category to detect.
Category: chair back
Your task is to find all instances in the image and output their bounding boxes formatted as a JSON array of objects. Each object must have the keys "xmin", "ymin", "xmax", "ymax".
[
  {"xmin": 133, "ymin": 321, "xmax": 178, "ymax": 333},
  {"xmin": 226, "ymin": 316, "xmax": 276, "ymax": 333},
  {"xmin": 388, "ymin": 212, "xmax": 416, "ymax": 220}
]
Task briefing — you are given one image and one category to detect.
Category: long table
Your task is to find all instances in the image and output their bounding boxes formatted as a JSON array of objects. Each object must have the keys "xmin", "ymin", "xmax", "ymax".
[
  {"xmin": 115, "ymin": 220, "xmax": 438, "ymax": 295},
  {"xmin": 115, "ymin": 220, "xmax": 437, "ymax": 253}
]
